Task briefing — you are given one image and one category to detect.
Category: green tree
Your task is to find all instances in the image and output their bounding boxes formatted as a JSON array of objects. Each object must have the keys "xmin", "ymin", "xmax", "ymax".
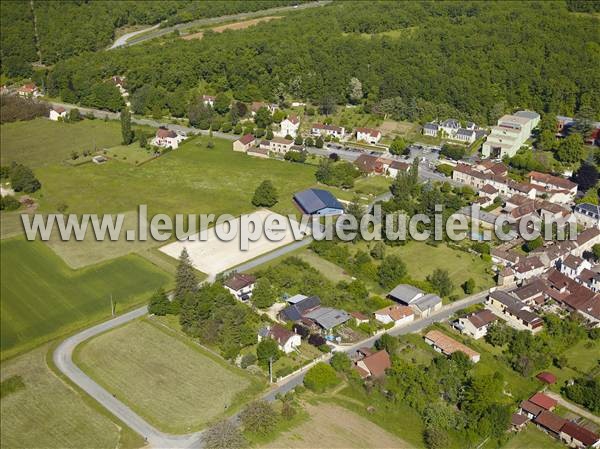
[
  {"xmin": 251, "ymin": 278, "xmax": 276, "ymax": 309},
  {"xmin": 254, "ymin": 107, "xmax": 272, "ymax": 129},
  {"xmin": 68, "ymin": 108, "xmax": 81, "ymax": 122},
  {"xmin": 265, "ymin": 128, "xmax": 274, "ymax": 140},
  {"xmin": 592, "ymin": 244, "xmax": 600, "ymax": 262},
  {"xmin": 294, "ymin": 135, "xmax": 303, "ymax": 145},
  {"xmin": 574, "ymin": 161, "xmax": 599, "ymax": 192},
  {"xmin": 120, "ymin": 107, "xmax": 133, "ymax": 144},
  {"xmin": 303, "ymin": 362, "xmax": 340, "ymax": 392},
  {"xmin": 462, "ymin": 278, "xmax": 475, "ymax": 294},
  {"xmin": 256, "ymin": 338, "xmax": 280, "ymax": 366},
  {"xmin": 377, "ymin": 255, "xmax": 407, "ymax": 289},
  {"xmin": 424, "ymin": 426, "xmax": 449, "ymax": 449},
  {"xmin": 556, "ymin": 133, "xmax": 584, "ymax": 163},
  {"xmin": 239, "ymin": 400, "xmax": 279, "ymax": 435},
  {"xmin": 214, "ymin": 93, "xmax": 230, "ymax": 114},
  {"xmin": 523, "ymin": 236, "xmax": 543, "ymax": 252},
  {"xmin": 315, "ymin": 136, "xmax": 324, "ymax": 148},
  {"xmin": 148, "ymin": 288, "xmax": 170, "ymax": 316},
  {"xmin": 174, "ymin": 248, "xmax": 198, "ymax": 301},
  {"xmin": 370, "ymin": 241, "xmax": 386, "ymax": 260},
  {"xmin": 10, "ymin": 164, "xmax": 41, "ymax": 193},
  {"xmin": 330, "ymin": 352, "xmax": 351, "ymax": 372},
  {"xmin": 375, "ymin": 333, "xmax": 398, "ymax": 355},
  {"xmin": 427, "ymin": 269, "xmax": 453, "ymax": 297},
  {"xmin": 389, "ymin": 137, "xmax": 409, "ymax": 155},
  {"xmin": 252, "ymin": 180, "xmax": 278, "ymax": 207}
]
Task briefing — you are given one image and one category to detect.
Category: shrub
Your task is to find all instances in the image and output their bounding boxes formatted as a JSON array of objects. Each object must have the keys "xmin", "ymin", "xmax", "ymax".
[
  {"xmin": 303, "ymin": 362, "xmax": 340, "ymax": 392},
  {"xmin": 0, "ymin": 195, "xmax": 20, "ymax": 211},
  {"xmin": 10, "ymin": 164, "xmax": 41, "ymax": 193},
  {"xmin": 240, "ymin": 353, "xmax": 257, "ymax": 369},
  {"xmin": 239, "ymin": 400, "xmax": 279, "ymax": 435}
]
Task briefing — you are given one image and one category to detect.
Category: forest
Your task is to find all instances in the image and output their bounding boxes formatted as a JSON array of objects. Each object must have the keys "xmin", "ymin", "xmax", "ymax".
[
  {"xmin": 39, "ymin": 0, "xmax": 600, "ymax": 125},
  {"xmin": 0, "ymin": 0, "xmax": 304, "ymax": 70}
]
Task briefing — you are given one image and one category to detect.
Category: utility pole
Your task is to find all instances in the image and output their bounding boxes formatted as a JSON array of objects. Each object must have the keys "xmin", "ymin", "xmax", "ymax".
[
  {"xmin": 110, "ymin": 294, "xmax": 115, "ymax": 316},
  {"xmin": 269, "ymin": 356, "xmax": 273, "ymax": 384}
]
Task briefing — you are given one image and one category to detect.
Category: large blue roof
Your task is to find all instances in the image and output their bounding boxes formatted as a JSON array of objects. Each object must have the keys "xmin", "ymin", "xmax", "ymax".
[{"xmin": 293, "ymin": 188, "xmax": 343, "ymax": 214}]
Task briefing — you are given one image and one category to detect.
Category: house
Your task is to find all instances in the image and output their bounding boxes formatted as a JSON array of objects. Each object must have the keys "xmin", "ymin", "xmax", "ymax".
[
  {"xmin": 561, "ymin": 255, "xmax": 592, "ymax": 279},
  {"xmin": 579, "ymin": 269, "xmax": 600, "ymax": 293},
  {"xmin": 202, "ymin": 95, "xmax": 215, "ymax": 107},
  {"xmin": 17, "ymin": 83, "xmax": 40, "ymax": 98},
  {"xmin": 387, "ymin": 160, "xmax": 411, "ymax": 178},
  {"xmin": 453, "ymin": 128, "xmax": 477, "ymax": 144},
  {"xmin": 513, "ymin": 279, "xmax": 547, "ymax": 306},
  {"xmin": 529, "ymin": 392, "xmax": 558, "ymax": 411},
  {"xmin": 536, "ymin": 371, "xmax": 557, "ymax": 385},
  {"xmin": 354, "ymin": 154, "xmax": 384, "ymax": 175},
  {"xmin": 573, "ymin": 228, "xmax": 600, "ymax": 257},
  {"xmin": 233, "ymin": 134, "xmax": 256, "ymax": 152},
  {"xmin": 268, "ymin": 137, "xmax": 294, "ymax": 154},
  {"xmin": 223, "ymin": 273, "xmax": 256, "ymax": 301},
  {"xmin": 423, "ymin": 330, "xmax": 480, "ymax": 363},
  {"xmin": 302, "ymin": 307, "xmax": 351, "ymax": 331},
  {"xmin": 486, "ymin": 290, "xmax": 544, "ymax": 333},
  {"xmin": 452, "ymin": 163, "xmax": 537, "ymax": 199},
  {"xmin": 422, "ymin": 123, "xmax": 439, "ymax": 137},
  {"xmin": 355, "ymin": 349, "xmax": 391, "ymax": 379},
  {"xmin": 277, "ymin": 115, "xmax": 300, "ymax": 138},
  {"xmin": 511, "ymin": 413, "xmax": 529, "ymax": 432},
  {"xmin": 355, "ymin": 127, "xmax": 382, "ymax": 144},
  {"xmin": 440, "ymin": 119, "xmax": 461, "ymax": 136},
  {"xmin": 520, "ymin": 400, "xmax": 545, "ymax": 419},
  {"xmin": 293, "ymin": 188, "xmax": 344, "ymax": 216},
  {"xmin": 454, "ymin": 309, "xmax": 498, "ymax": 339},
  {"xmin": 528, "ymin": 171, "xmax": 577, "ymax": 202},
  {"xmin": 574, "ymin": 203, "xmax": 600, "ymax": 229},
  {"xmin": 374, "ymin": 305, "xmax": 414, "ymax": 326},
  {"xmin": 311, "ymin": 123, "xmax": 345, "ymax": 139},
  {"xmin": 49, "ymin": 106, "xmax": 67, "ymax": 121},
  {"xmin": 560, "ymin": 421, "xmax": 600, "ymax": 449},
  {"xmin": 258, "ymin": 324, "xmax": 301, "ymax": 354},
  {"xmin": 412, "ymin": 293, "xmax": 442, "ymax": 317},
  {"xmin": 152, "ymin": 127, "xmax": 185, "ymax": 149},
  {"xmin": 534, "ymin": 411, "xmax": 567, "ymax": 439},
  {"xmin": 250, "ymin": 101, "xmax": 277, "ymax": 115},
  {"xmin": 280, "ymin": 295, "xmax": 321, "ymax": 321},
  {"xmin": 482, "ymin": 110, "xmax": 540, "ymax": 158},
  {"xmin": 350, "ymin": 311, "xmax": 369, "ymax": 325}
]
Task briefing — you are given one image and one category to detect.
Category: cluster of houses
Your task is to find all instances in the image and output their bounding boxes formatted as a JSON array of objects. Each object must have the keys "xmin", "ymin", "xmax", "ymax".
[
  {"xmin": 354, "ymin": 153, "xmax": 411, "ymax": 178},
  {"xmin": 514, "ymin": 391, "xmax": 599, "ymax": 449},
  {"xmin": 423, "ymin": 119, "xmax": 484, "ymax": 144},
  {"xmin": 557, "ymin": 115, "xmax": 600, "ymax": 147}
]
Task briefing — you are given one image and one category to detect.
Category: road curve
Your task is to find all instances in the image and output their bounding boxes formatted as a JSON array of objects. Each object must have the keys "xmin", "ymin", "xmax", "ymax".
[{"xmin": 110, "ymin": 24, "xmax": 160, "ymax": 49}]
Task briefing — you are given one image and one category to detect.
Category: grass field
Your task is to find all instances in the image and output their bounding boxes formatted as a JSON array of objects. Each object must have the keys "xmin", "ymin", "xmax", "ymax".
[
  {"xmin": 75, "ymin": 318, "xmax": 263, "ymax": 433},
  {"xmin": 1, "ymin": 118, "xmax": 123, "ymax": 168},
  {"xmin": 1, "ymin": 346, "xmax": 131, "ymax": 449},
  {"xmin": 502, "ymin": 425, "xmax": 564, "ymax": 449},
  {"xmin": 104, "ymin": 141, "xmax": 157, "ymax": 165},
  {"xmin": 264, "ymin": 402, "xmax": 409, "ymax": 449},
  {"xmin": 0, "ymin": 237, "xmax": 172, "ymax": 359}
]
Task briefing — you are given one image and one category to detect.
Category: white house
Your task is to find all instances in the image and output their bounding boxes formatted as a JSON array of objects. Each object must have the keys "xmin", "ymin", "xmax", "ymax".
[
  {"xmin": 152, "ymin": 127, "xmax": 186, "ymax": 149},
  {"xmin": 233, "ymin": 134, "xmax": 256, "ymax": 152},
  {"xmin": 257, "ymin": 324, "xmax": 301, "ymax": 354},
  {"xmin": 355, "ymin": 127, "xmax": 382, "ymax": 144},
  {"xmin": 560, "ymin": 255, "xmax": 592, "ymax": 279},
  {"xmin": 374, "ymin": 305, "xmax": 414, "ymax": 326},
  {"xmin": 223, "ymin": 273, "xmax": 256, "ymax": 301},
  {"xmin": 311, "ymin": 123, "xmax": 345, "ymax": 139},
  {"xmin": 268, "ymin": 137, "xmax": 294, "ymax": 154},
  {"xmin": 453, "ymin": 128, "xmax": 477, "ymax": 144},
  {"xmin": 17, "ymin": 83, "xmax": 40, "ymax": 98},
  {"xmin": 423, "ymin": 123, "xmax": 439, "ymax": 137},
  {"xmin": 574, "ymin": 203, "xmax": 600, "ymax": 229},
  {"xmin": 49, "ymin": 106, "xmax": 67, "ymax": 121},
  {"xmin": 454, "ymin": 309, "xmax": 498, "ymax": 339},
  {"xmin": 277, "ymin": 115, "xmax": 300, "ymax": 138},
  {"xmin": 440, "ymin": 119, "xmax": 461, "ymax": 136}
]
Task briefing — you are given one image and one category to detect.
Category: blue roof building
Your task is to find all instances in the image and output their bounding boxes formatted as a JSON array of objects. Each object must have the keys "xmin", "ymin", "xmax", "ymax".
[{"xmin": 293, "ymin": 188, "xmax": 344, "ymax": 216}]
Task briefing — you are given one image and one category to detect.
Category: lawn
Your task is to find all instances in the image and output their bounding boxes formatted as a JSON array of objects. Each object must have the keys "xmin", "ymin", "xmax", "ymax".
[
  {"xmin": 502, "ymin": 425, "xmax": 564, "ymax": 449},
  {"xmin": 0, "ymin": 118, "xmax": 123, "ymax": 168},
  {"xmin": 104, "ymin": 141, "xmax": 157, "ymax": 165},
  {"xmin": 0, "ymin": 237, "xmax": 172, "ymax": 359},
  {"xmin": 1, "ymin": 346, "xmax": 140, "ymax": 449},
  {"xmin": 297, "ymin": 250, "xmax": 353, "ymax": 283},
  {"xmin": 263, "ymin": 402, "xmax": 410, "ymax": 449},
  {"xmin": 74, "ymin": 318, "xmax": 264, "ymax": 433}
]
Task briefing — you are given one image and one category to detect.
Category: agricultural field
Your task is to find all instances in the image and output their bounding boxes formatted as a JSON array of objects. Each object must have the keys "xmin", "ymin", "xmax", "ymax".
[
  {"xmin": 74, "ymin": 318, "xmax": 263, "ymax": 433},
  {"xmin": 0, "ymin": 238, "xmax": 172, "ymax": 359},
  {"xmin": 1, "ymin": 346, "xmax": 142, "ymax": 449},
  {"xmin": 263, "ymin": 403, "xmax": 410, "ymax": 449},
  {"xmin": 0, "ymin": 118, "xmax": 123, "ymax": 167}
]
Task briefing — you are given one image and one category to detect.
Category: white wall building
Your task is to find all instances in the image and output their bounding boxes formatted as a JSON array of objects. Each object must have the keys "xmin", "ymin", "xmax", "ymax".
[
  {"xmin": 482, "ymin": 110, "xmax": 540, "ymax": 158},
  {"xmin": 276, "ymin": 115, "xmax": 300, "ymax": 138},
  {"xmin": 49, "ymin": 106, "xmax": 67, "ymax": 121}
]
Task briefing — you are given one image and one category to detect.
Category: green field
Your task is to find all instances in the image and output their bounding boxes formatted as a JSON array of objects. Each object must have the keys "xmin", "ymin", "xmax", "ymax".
[
  {"xmin": 1, "ymin": 118, "xmax": 123, "ymax": 168},
  {"xmin": 502, "ymin": 425, "xmax": 564, "ymax": 449},
  {"xmin": 75, "ymin": 318, "xmax": 263, "ymax": 433},
  {"xmin": 0, "ymin": 238, "xmax": 172, "ymax": 358},
  {"xmin": 1, "ymin": 346, "xmax": 139, "ymax": 449}
]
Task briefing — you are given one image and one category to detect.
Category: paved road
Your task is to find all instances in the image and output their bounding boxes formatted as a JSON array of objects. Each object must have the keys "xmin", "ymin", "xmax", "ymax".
[
  {"xmin": 53, "ymin": 285, "xmax": 489, "ymax": 448},
  {"xmin": 112, "ymin": 1, "xmax": 331, "ymax": 49},
  {"xmin": 544, "ymin": 391, "xmax": 600, "ymax": 425}
]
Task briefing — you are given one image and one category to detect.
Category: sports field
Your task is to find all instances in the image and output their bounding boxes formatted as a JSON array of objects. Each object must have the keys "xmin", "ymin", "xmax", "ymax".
[
  {"xmin": 0, "ymin": 238, "xmax": 172, "ymax": 358},
  {"xmin": 1, "ymin": 346, "xmax": 139, "ymax": 449},
  {"xmin": 1, "ymin": 118, "xmax": 123, "ymax": 167},
  {"xmin": 75, "ymin": 319, "xmax": 263, "ymax": 433},
  {"xmin": 264, "ymin": 403, "xmax": 409, "ymax": 449}
]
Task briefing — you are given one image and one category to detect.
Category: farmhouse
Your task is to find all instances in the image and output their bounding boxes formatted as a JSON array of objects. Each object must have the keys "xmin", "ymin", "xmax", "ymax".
[
  {"xmin": 268, "ymin": 137, "xmax": 294, "ymax": 154},
  {"xmin": 152, "ymin": 127, "xmax": 185, "ymax": 149},
  {"xmin": 258, "ymin": 324, "xmax": 301, "ymax": 354},
  {"xmin": 233, "ymin": 134, "xmax": 256, "ymax": 152},
  {"xmin": 482, "ymin": 110, "xmax": 540, "ymax": 158},
  {"xmin": 355, "ymin": 127, "xmax": 382, "ymax": 144},
  {"xmin": 223, "ymin": 273, "xmax": 256, "ymax": 301},
  {"xmin": 453, "ymin": 128, "xmax": 477, "ymax": 144},
  {"xmin": 423, "ymin": 330, "xmax": 480, "ymax": 363},
  {"xmin": 374, "ymin": 305, "xmax": 414, "ymax": 326},
  {"xmin": 454, "ymin": 309, "xmax": 498, "ymax": 339},
  {"xmin": 355, "ymin": 349, "xmax": 391, "ymax": 379},
  {"xmin": 354, "ymin": 154, "xmax": 384, "ymax": 175},
  {"xmin": 311, "ymin": 123, "xmax": 345, "ymax": 139},
  {"xmin": 49, "ymin": 106, "xmax": 67, "ymax": 121},
  {"xmin": 387, "ymin": 160, "xmax": 411, "ymax": 178},
  {"xmin": 293, "ymin": 188, "xmax": 344, "ymax": 216},
  {"xmin": 561, "ymin": 254, "xmax": 592, "ymax": 279},
  {"xmin": 277, "ymin": 115, "xmax": 300, "ymax": 138}
]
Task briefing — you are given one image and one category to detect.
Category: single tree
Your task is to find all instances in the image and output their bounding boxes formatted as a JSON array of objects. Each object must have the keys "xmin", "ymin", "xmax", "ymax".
[
  {"xmin": 251, "ymin": 278, "xmax": 276, "ymax": 309},
  {"xmin": 174, "ymin": 248, "xmax": 198, "ymax": 301},
  {"xmin": 427, "ymin": 269, "xmax": 453, "ymax": 297},
  {"xmin": 239, "ymin": 400, "xmax": 279, "ymax": 435},
  {"xmin": 254, "ymin": 107, "xmax": 272, "ymax": 129},
  {"xmin": 375, "ymin": 333, "xmax": 398, "ymax": 354},
  {"xmin": 120, "ymin": 107, "xmax": 133, "ymax": 144},
  {"xmin": 203, "ymin": 420, "xmax": 247, "ymax": 449},
  {"xmin": 462, "ymin": 278, "xmax": 476, "ymax": 294},
  {"xmin": 68, "ymin": 108, "xmax": 81, "ymax": 122},
  {"xmin": 377, "ymin": 255, "xmax": 407, "ymax": 289},
  {"xmin": 330, "ymin": 352, "xmax": 351, "ymax": 372},
  {"xmin": 303, "ymin": 362, "xmax": 339, "ymax": 392},
  {"xmin": 389, "ymin": 137, "xmax": 409, "ymax": 155},
  {"xmin": 265, "ymin": 128, "xmax": 274, "ymax": 140},
  {"xmin": 213, "ymin": 93, "xmax": 230, "ymax": 114},
  {"xmin": 252, "ymin": 180, "xmax": 278, "ymax": 207},
  {"xmin": 574, "ymin": 161, "xmax": 599, "ymax": 192},
  {"xmin": 148, "ymin": 288, "xmax": 170, "ymax": 316},
  {"xmin": 256, "ymin": 339, "xmax": 280, "ymax": 366},
  {"xmin": 315, "ymin": 136, "xmax": 324, "ymax": 148}
]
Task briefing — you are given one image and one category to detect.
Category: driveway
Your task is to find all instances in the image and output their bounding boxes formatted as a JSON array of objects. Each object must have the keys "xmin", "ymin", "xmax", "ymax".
[{"xmin": 544, "ymin": 391, "xmax": 600, "ymax": 425}]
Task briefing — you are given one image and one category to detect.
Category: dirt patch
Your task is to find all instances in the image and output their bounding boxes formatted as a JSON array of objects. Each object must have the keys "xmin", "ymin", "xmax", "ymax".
[
  {"xmin": 182, "ymin": 16, "xmax": 282, "ymax": 40},
  {"xmin": 264, "ymin": 403, "xmax": 409, "ymax": 449}
]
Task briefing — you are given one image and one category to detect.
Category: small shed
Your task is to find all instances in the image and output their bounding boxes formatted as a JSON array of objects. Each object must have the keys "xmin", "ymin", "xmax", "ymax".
[{"xmin": 536, "ymin": 371, "xmax": 557, "ymax": 385}]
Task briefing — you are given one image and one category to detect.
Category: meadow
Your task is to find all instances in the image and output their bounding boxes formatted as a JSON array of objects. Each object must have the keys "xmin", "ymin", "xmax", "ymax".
[
  {"xmin": 0, "ymin": 237, "xmax": 172, "ymax": 359},
  {"xmin": 74, "ymin": 318, "xmax": 263, "ymax": 433},
  {"xmin": 1, "ymin": 346, "xmax": 141, "ymax": 449}
]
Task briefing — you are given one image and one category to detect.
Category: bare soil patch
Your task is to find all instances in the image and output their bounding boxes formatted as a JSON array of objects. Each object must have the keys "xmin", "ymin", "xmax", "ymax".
[{"xmin": 182, "ymin": 16, "xmax": 282, "ymax": 40}]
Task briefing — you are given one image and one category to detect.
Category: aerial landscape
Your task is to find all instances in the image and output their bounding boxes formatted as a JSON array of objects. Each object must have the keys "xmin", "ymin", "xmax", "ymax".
[{"xmin": 1, "ymin": 1, "xmax": 600, "ymax": 449}]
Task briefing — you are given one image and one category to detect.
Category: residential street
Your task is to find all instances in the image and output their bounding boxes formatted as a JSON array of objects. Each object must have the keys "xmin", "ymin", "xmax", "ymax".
[
  {"xmin": 53, "ymin": 287, "xmax": 490, "ymax": 448},
  {"xmin": 544, "ymin": 391, "xmax": 600, "ymax": 426}
]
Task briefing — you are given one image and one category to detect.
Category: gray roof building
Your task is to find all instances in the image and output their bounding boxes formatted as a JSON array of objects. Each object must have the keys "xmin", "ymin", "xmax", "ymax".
[
  {"xmin": 413, "ymin": 293, "xmax": 442, "ymax": 313},
  {"xmin": 388, "ymin": 284, "xmax": 424, "ymax": 305},
  {"xmin": 303, "ymin": 307, "xmax": 350, "ymax": 330},
  {"xmin": 423, "ymin": 123, "xmax": 439, "ymax": 131},
  {"xmin": 280, "ymin": 295, "xmax": 320, "ymax": 321},
  {"xmin": 293, "ymin": 188, "xmax": 344, "ymax": 215}
]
